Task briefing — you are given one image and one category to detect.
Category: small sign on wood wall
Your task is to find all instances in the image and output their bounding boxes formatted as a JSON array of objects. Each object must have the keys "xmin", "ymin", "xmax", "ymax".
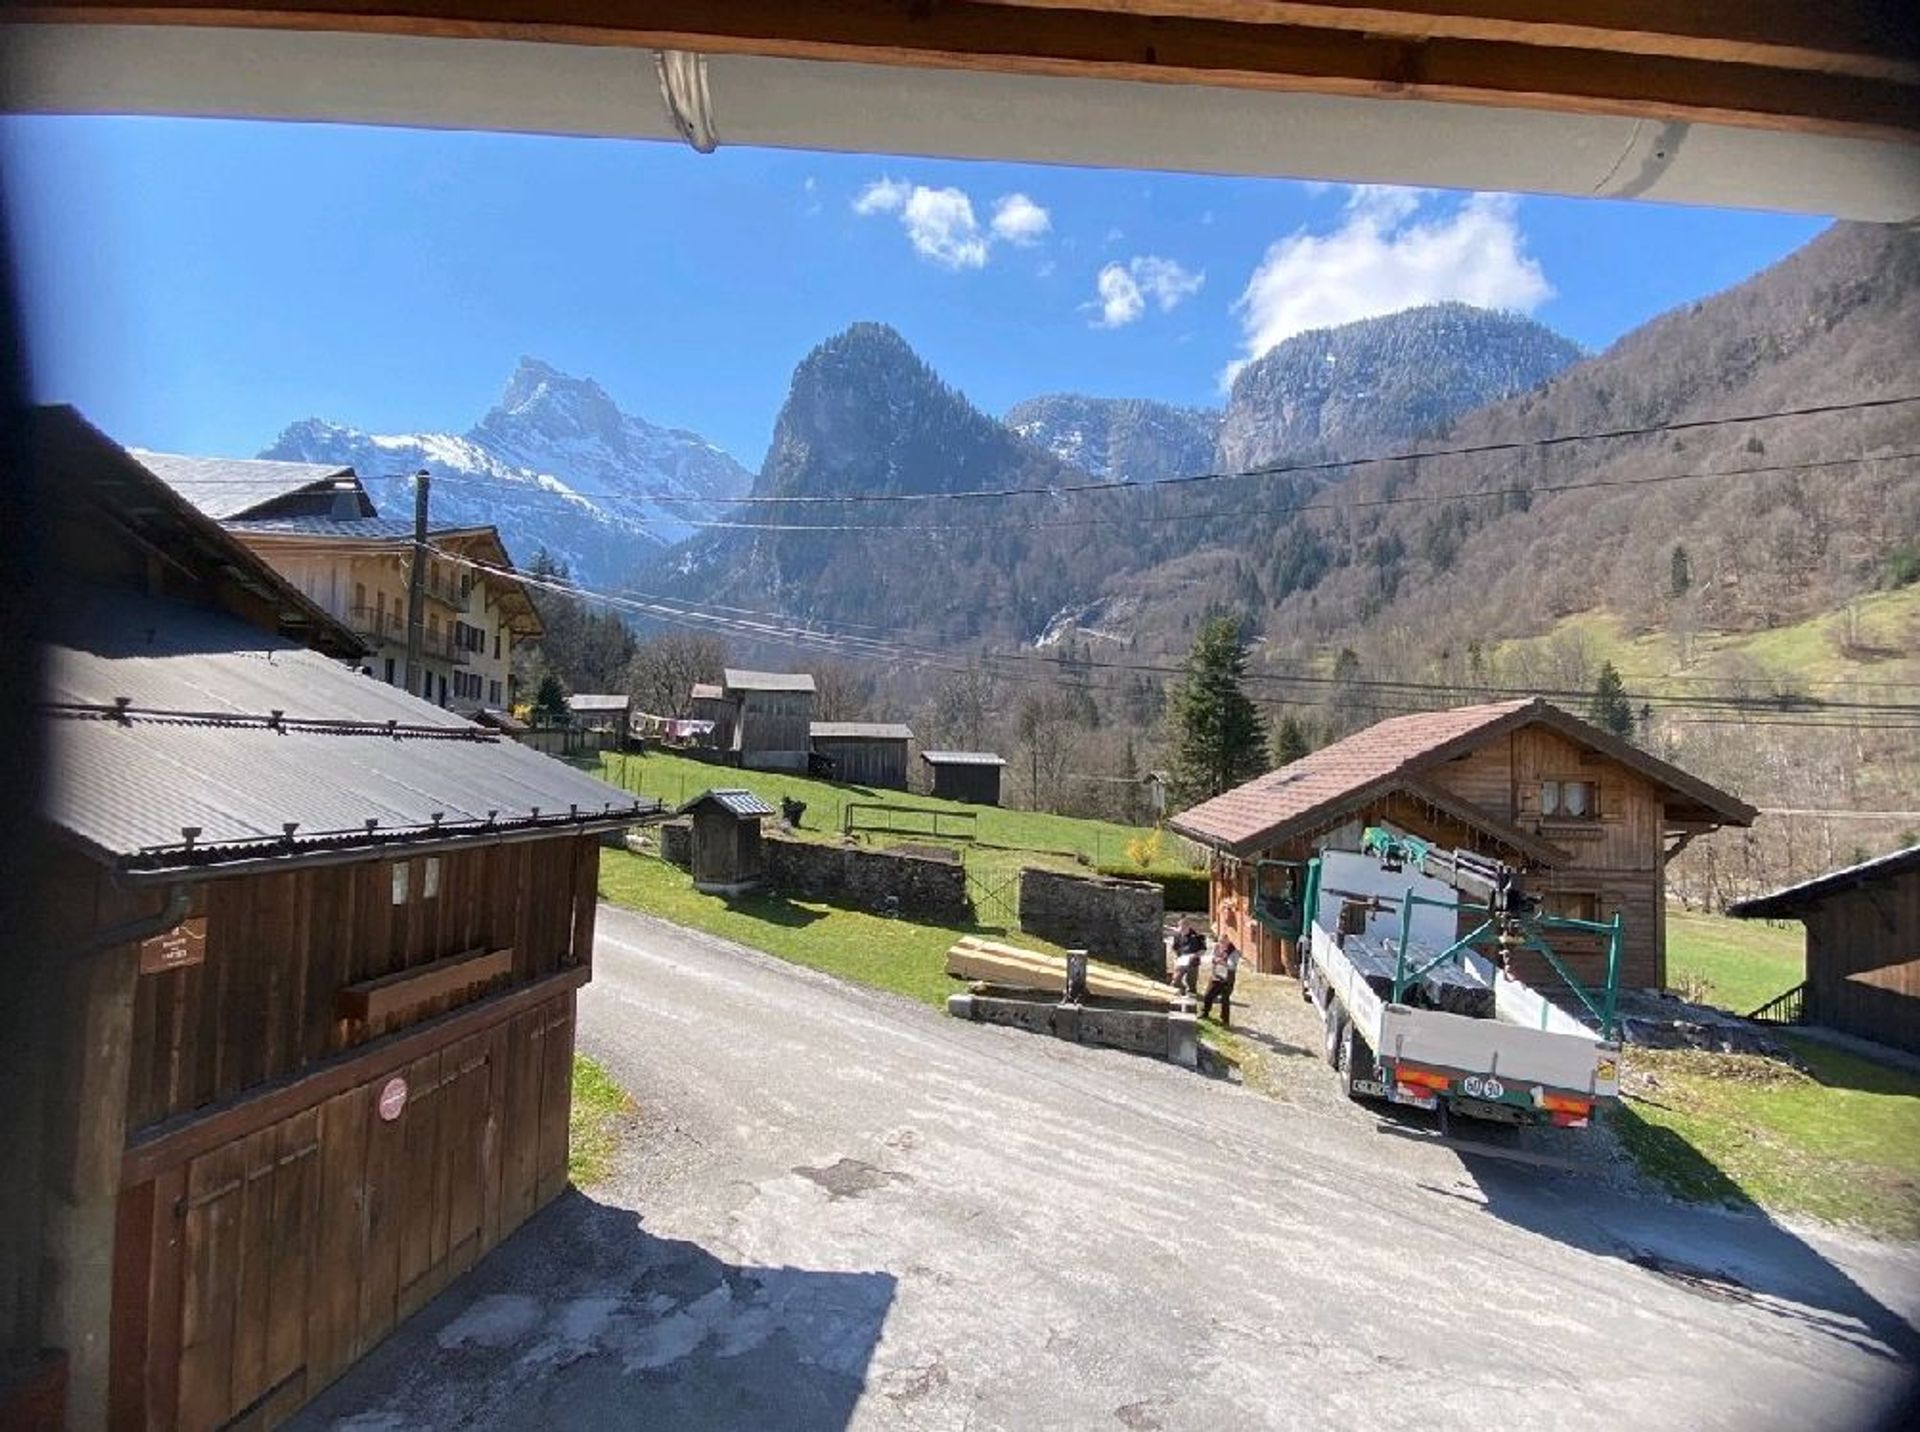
[{"xmin": 138, "ymin": 916, "xmax": 206, "ymax": 974}]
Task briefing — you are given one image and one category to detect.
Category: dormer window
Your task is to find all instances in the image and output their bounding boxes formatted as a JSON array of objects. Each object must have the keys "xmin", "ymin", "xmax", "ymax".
[{"xmin": 1542, "ymin": 779, "xmax": 1596, "ymax": 819}]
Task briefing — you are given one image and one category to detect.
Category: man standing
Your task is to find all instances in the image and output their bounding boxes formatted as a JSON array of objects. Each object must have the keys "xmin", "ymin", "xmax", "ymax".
[
  {"xmin": 1170, "ymin": 918, "xmax": 1206, "ymax": 996},
  {"xmin": 1201, "ymin": 936, "xmax": 1242, "ymax": 1026}
]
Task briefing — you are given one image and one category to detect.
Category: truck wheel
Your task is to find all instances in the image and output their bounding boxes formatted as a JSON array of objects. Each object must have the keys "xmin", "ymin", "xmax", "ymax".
[
  {"xmin": 1323, "ymin": 1006, "xmax": 1347, "ymax": 1068},
  {"xmin": 1337, "ymin": 1025, "xmax": 1373, "ymax": 1103}
]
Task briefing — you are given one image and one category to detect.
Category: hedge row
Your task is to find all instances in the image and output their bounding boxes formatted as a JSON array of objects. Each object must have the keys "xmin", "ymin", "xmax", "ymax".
[{"xmin": 1097, "ymin": 864, "xmax": 1210, "ymax": 911}]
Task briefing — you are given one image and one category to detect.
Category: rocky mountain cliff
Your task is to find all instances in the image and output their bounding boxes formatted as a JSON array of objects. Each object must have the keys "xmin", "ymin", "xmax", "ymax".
[
  {"xmin": 1216, "ymin": 302, "xmax": 1584, "ymax": 471},
  {"xmin": 649, "ymin": 323, "xmax": 1148, "ymax": 642},
  {"xmin": 1005, "ymin": 394, "xmax": 1220, "ymax": 483},
  {"xmin": 1101, "ymin": 221, "xmax": 1920, "ymax": 664},
  {"xmin": 262, "ymin": 358, "xmax": 751, "ymax": 581}
]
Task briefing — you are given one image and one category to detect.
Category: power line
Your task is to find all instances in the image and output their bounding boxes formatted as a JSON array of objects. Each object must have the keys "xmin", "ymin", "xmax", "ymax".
[
  {"xmin": 669, "ymin": 450, "xmax": 1920, "ymax": 534},
  {"xmin": 433, "ymin": 543, "xmax": 1920, "ymax": 726}
]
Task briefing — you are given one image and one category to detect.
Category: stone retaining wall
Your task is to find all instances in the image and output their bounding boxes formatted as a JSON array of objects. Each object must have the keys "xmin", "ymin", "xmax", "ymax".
[
  {"xmin": 1018, "ymin": 868, "xmax": 1165, "ymax": 972},
  {"xmin": 765, "ymin": 835, "xmax": 970, "ymax": 922}
]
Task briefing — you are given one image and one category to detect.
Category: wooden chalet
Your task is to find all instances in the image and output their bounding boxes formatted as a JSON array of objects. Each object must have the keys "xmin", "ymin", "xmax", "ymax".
[
  {"xmin": 721, "ymin": 669, "xmax": 815, "ymax": 772},
  {"xmin": 1731, "ymin": 845, "xmax": 1920, "ymax": 1054},
  {"xmin": 1169, "ymin": 698, "xmax": 1755, "ymax": 989},
  {"xmin": 921, "ymin": 751, "xmax": 1006, "ymax": 807},
  {"xmin": 810, "ymin": 722, "xmax": 913, "ymax": 790},
  {"xmin": 21, "ymin": 409, "xmax": 656, "ymax": 1430}
]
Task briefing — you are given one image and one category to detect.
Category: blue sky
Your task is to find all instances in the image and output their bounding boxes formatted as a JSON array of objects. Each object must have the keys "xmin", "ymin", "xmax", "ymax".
[{"xmin": 3, "ymin": 115, "xmax": 1827, "ymax": 468}]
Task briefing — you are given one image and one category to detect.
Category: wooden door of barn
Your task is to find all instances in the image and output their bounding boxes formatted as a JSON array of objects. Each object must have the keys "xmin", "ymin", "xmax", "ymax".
[{"xmin": 112, "ymin": 993, "xmax": 575, "ymax": 1431}]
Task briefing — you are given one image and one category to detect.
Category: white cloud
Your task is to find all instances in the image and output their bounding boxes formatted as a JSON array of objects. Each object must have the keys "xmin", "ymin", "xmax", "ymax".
[
  {"xmin": 1224, "ymin": 189, "xmax": 1551, "ymax": 385},
  {"xmin": 1095, "ymin": 264, "xmax": 1145, "ymax": 327},
  {"xmin": 852, "ymin": 177, "xmax": 909, "ymax": 215},
  {"xmin": 990, "ymin": 193, "xmax": 1051, "ymax": 245},
  {"xmin": 901, "ymin": 187, "xmax": 988, "ymax": 269},
  {"xmin": 854, "ymin": 179, "xmax": 1055, "ymax": 269},
  {"xmin": 1092, "ymin": 255, "xmax": 1205, "ymax": 328}
]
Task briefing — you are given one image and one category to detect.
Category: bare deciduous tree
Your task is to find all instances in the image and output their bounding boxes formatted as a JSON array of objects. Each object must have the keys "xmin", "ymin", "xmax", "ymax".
[{"xmin": 624, "ymin": 632, "xmax": 728, "ymax": 719}]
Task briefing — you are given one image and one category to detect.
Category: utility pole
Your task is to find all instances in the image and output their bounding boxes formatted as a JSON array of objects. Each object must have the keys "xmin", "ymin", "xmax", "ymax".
[{"xmin": 404, "ymin": 469, "xmax": 430, "ymax": 699}]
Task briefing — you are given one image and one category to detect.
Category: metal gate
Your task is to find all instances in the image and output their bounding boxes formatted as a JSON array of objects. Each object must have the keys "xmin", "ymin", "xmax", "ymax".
[{"xmin": 965, "ymin": 867, "xmax": 1019, "ymax": 928}]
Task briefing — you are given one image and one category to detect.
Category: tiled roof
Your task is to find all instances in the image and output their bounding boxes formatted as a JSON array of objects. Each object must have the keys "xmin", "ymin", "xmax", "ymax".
[
  {"xmin": 921, "ymin": 750, "xmax": 1006, "ymax": 766},
  {"xmin": 677, "ymin": 788, "xmax": 776, "ymax": 819},
  {"xmin": 41, "ymin": 587, "xmax": 655, "ymax": 879},
  {"xmin": 723, "ymin": 668, "xmax": 816, "ymax": 693},
  {"xmin": 1170, "ymin": 701, "xmax": 1533, "ymax": 852},
  {"xmin": 134, "ymin": 450, "xmax": 357, "ymax": 521},
  {"xmin": 1730, "ymin": 844, "xmax": 1920, "ymax": 919},
  {"xmin": 811, "ymin": 722, "xmax": 914, "ymax": 740},
  {"xmin": 1170, "ymin": 697, "xmax": 1753, "ymax": 855}
]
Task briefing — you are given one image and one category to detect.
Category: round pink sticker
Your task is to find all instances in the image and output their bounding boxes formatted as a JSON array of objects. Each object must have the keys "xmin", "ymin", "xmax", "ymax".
[{"xmin": 377, "ymin": 1076, "xmax": 408, "ymax": 1122}]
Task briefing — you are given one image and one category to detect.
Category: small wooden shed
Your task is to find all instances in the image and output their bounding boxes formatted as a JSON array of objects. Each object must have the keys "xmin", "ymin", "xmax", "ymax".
[
  {"xmin": 811, "ymin": 722, "xmax": 914, "ymax": 790},
  {"xmin": 922, "ymin": 750, "xmax": 1007, "ymax": 807},
  {"xmin": 1730, "ymin": 845, "xmax": 1920, "ymax": 1053},
  {"xmin": 679, "ymin": 789, "xmax": 776, "ymax": 894},
  {"xmin": 688, "ymin": 682, "xmax": 734, "ymax": 750}
]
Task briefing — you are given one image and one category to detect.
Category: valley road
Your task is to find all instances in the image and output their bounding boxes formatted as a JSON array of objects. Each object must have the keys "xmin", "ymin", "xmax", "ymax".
[{"xmin": 295, "ymin": 903, "xmax": 1920, "ymax": 1430}]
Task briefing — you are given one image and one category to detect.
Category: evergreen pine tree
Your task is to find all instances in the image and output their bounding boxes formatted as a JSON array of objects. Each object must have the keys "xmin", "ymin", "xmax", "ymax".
[
  {"xmin": 1669, "ymin": 544, "xmax": 1692, "ymax": 597},
  {"xmin": 533, "ymin": 673, "xmax": 569, "ymax": 719},
  {"xmin": 1167, "ymin": 616, "xmax": 1268, "ymax": 805},
  {"xmin": 1589, "ymin": 661, "xmax": 1633, "ymax": 738},
  {"xmin": 1272, "ymin": 713, "xmax": 1312, "ymax": 766}
]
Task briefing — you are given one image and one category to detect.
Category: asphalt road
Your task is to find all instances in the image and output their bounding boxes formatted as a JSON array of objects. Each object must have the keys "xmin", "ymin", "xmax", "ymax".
[{"xmin": 295, "ymin": 904, "xmax": 1920, "ymax": 1431}]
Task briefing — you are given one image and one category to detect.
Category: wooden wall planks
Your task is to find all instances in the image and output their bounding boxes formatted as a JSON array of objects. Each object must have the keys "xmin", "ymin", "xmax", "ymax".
[
  {"xmin": 123, "ymin": 835, "xmax": 601, "ymax": 1136},
  {"xmin": 114, "ymin": 988, "xmax": 581, "ymax": 1431}
]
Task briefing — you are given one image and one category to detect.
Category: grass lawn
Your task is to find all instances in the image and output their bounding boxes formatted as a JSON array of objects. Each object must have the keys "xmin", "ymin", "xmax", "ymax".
[
  {"xmin": 598, "ymin": 846, "xmax": 1072, "ymax": 1008},
  {"xmin": 1614, "ymin": 1037, "xmax": 1920, "ymax": 1239},
  {"xmin": 589, "ymin": 749, "xmax": 1175, "ymax": 890},
  {"xmin": 568, "ymin": 1053, "xmax": 635, "ymax": 1187},
  {"xmin": 1665, "ymin": 908, "xmax": 1805, "ymax": 1014}
]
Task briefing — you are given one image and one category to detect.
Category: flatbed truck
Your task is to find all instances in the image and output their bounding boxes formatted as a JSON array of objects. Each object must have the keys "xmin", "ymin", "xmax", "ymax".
[{"xmin": 1257, "ymin": 829, "xmax": 1622, "ymax": 1129}]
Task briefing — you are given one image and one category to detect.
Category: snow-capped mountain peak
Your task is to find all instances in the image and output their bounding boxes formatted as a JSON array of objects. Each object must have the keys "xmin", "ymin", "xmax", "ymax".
[{"xmin": 260, "ymin": 359, "xmax": 752, "ymax": 582}]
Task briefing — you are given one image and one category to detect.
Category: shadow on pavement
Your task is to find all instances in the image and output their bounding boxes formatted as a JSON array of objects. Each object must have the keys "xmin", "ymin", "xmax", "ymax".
[
  {"xmin": 289, "ymin": 1189, "xmax": 897, "ymax": 1432},
  {"xmin": 1447, "ymin": 1108, "xmax": 1920, "ymax": 1375}
]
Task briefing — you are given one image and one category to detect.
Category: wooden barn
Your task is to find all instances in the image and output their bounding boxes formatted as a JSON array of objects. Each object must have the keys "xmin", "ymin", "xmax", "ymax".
[
  {"xmin": 678, "ymin": 789, "xmax": 774, "ymax": 894},
  {"xmin": 23, "ymin": 408, "xmax": 655, "ymax": 1430},
  {"xmin": 687, "ymin": 681, "xmax": 734, "ymax": 750},
  {"xmin": 810, "ymin": 722, "xmax": 913, "ymax": 790},
  {"xmin": 1169, "ymin": 698, "xmax": 1754, "ymax": 989},
  {"xmin": 722, "ymin": 669, "xmax": 815, "ymax": 772},
  {"xmin": 1730, "ymin": 845, "xmax": 1920, "ymax": 1054},
  {"xmin": 921, "ymin": 751, "xmax": 1006, "ymax": 807}
]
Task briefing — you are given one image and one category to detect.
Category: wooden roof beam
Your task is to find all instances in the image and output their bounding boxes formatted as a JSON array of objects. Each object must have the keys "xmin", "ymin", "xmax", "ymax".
[{"xmin": 20, "ymin": 1, "xmax": 1920, "ymax": 143}]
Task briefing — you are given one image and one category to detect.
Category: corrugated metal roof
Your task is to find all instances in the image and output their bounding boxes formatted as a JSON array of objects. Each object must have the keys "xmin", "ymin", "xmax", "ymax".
[
  {"xmin": 41, "ymin": 587, "xmax": 654, "ymax": 875},
  {"xmin": 134, "ymin": 450, "xmax": 355, "ymax": 521},
  {"xmin": 723, "ymin": 668, "xmax": 816, "ymax": 693},
  {"xmin": 225, "ymin": 515, "xmax": 486, "ymax": 541},
  {"xmin": 921, "ymin": 750, "xmax": 1006, "ymax": 766},
  {"xmin": 811, "ymin": 722, "xmax": 913, "ymax": 741},
  {"xmin": 568, "ymin": 693, "xmax": 631, "ymax": 712},
  {"xmin": 677, "ymin": 788, "xmax": 776, "ymax": 819},
  {"xmin": 1730, "ymin": 844, "xmax": 1920, "ymax": 919}
]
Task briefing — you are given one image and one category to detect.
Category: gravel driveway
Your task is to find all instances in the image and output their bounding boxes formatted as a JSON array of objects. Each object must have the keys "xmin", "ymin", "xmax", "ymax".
[{"xmin": 292, "ymin": 904, "xmax": 1920, "ymax": 1431}]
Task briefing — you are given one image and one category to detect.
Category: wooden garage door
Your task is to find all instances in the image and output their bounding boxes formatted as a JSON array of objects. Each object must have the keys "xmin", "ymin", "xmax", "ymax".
[{"xmin": 114, "ymin": 994, "xmax": 576, "ymax": 1431}]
